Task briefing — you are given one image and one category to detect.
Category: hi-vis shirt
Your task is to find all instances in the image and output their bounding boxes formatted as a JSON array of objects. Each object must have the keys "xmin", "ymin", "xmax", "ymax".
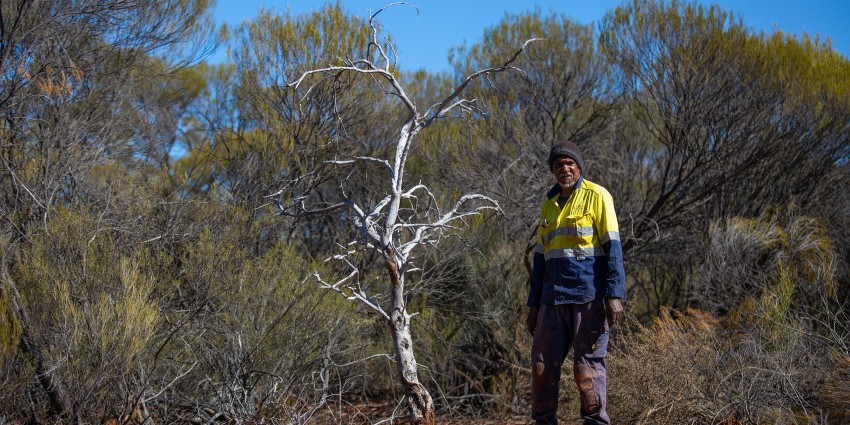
[{"xmin": 527, "ymin": 177, "xmax": 626, "ymax": 306}]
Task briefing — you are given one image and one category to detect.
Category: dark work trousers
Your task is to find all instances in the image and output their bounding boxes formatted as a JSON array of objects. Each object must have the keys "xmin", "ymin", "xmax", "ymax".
[{"xmin": 531, "ymin": 299, "xmax": 610, "ymax": 425}]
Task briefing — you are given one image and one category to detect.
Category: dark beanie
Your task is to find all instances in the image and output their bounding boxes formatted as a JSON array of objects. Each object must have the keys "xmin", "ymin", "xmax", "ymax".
[{"xmin": 547, "ymin": 140, "xmax": 584, "ymax": 171}]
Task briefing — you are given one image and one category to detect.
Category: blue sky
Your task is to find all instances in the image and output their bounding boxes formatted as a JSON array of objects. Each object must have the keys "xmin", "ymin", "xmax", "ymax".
[{"xmin": 212, "ymin": 0, "xmax": 850, "ymax": 72}]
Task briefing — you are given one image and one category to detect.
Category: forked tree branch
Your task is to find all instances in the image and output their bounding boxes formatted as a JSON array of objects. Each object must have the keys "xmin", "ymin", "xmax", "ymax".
[
  {"xmin": 314, "ymin": 255, "xmax": 389, "ymax": 321},
  {"xmin": 422, "ymin": 37, "xmax": 541, "ymax": 124}
]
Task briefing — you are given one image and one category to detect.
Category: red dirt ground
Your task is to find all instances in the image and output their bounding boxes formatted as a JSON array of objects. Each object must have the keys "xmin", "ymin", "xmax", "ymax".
[{"xmin": 312, "ymin": 402, "xmax": 587, "ymax": 424}]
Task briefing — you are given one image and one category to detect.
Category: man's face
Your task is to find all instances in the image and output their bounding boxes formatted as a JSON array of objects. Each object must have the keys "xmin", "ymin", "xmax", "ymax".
[{"xmin": 551, "ymin": 155, "xmax": 581, "ymax": 189}]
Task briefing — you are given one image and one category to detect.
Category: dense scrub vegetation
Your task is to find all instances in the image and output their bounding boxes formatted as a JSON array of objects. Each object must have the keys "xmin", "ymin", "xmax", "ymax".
[{"xmin": 1, "ymin": 0, "xmax": 848, "ymax": 422}]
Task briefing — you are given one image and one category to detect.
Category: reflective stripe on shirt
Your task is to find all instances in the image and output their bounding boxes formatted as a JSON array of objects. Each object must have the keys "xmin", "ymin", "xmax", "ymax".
[
  {"xmin": 543, "ymin": 246, "xmax": 605, "ymax": 260},
  {"xmin": 541, "ymin": 225, "xmax": 595, "ymax": 244}
]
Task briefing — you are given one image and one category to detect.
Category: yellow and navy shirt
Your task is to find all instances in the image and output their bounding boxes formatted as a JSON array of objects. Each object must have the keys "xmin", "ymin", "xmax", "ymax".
[{"xmin": 527, "ymin": 177, "xmax": 626, "ymax": 306}]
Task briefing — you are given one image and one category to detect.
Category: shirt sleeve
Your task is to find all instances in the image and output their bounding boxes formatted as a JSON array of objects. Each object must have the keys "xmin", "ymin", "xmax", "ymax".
[
  {"xmin": 595, "ymin": 189, "xmax": 626, "ymax": 299},
  {"xmin": 526, "ymin": 207, "xmax": 546, "ymax": 307}
]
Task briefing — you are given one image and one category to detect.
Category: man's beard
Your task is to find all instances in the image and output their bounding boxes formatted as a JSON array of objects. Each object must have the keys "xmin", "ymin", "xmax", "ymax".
[
  {"xmin": 558, "ymin": 180, "xmax": 577, "ymax": 190},
  {"xmin": 558, "ymin": 173, "xmax": 577, "ymax": 189}
]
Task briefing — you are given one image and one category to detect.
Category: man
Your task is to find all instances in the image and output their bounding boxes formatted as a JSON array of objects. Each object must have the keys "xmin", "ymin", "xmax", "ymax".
[{"xmin": 526, "ymin": 140, "xmax": 625, "ymax": 425}]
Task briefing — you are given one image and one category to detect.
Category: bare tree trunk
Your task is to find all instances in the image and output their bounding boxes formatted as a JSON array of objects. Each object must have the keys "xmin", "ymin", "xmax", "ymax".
[
  {"xmin": 3, "ymin": 273, "xmax": 72, "ymax": 420},
  {"xmin": 386, "ymin": 253, "xmax": 435, "ymax": 425}
]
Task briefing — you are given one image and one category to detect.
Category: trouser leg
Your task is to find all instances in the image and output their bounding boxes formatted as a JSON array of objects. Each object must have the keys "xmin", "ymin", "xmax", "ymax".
[
  {"xmin": 531, "ymin": 304, "xmax": 571, "ymax": 425},
  {"xmin": 572, "ymin": 298, "xmax": 611, "ymax": 425}
]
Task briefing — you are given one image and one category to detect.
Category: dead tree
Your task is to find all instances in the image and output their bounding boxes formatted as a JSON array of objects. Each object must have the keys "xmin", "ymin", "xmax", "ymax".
[{"xmin": 272, "ymin": 4, "xmax": 538, "ymax": 424}]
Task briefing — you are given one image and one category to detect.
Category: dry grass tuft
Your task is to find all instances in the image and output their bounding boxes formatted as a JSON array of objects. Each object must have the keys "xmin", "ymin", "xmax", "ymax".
[
  {"xmin": 608, "ymin": 306, "xmax": 831, "ymax": 424},
  {"xmin": 821, "ymin": 353, "xmax": 850, "ymax": 422}
]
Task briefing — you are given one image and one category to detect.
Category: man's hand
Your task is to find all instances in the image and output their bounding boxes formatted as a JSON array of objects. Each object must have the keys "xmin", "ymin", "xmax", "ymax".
[
  {"xmin": 526, "ymin": 307, "xmax": 539, "ymax": 336},
  {"xmin": 605, "ymin": 298, "xmax": 624, "ymax": 327}
]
